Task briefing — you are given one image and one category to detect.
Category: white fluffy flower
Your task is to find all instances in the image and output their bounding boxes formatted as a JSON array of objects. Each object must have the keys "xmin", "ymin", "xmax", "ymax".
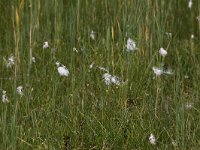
[
  {"xmin": 191, "ymin": 34, "xmax": 194, "ymax": 39},
  {"xmin": 184, "ymin": 75, "xmax": 189, "ymax": 79},
  {"xmin": 152, "ymin": 66, "xmax": 163, "ymax": 76},
  {"xmin": 111, "ymin": 76, "xmax": 121, "ymax": 86},
  {"xmin": 188, "ymin": 0, "xmax": 192, "ymax": 8},
  {"xmin": 98, "ymin": 66, "xmax": 109, "ymax": 72},
  {"xmin": 126, "ymin": 38, "xmax": 138, "ymax": 52},
  {"xmin": 103, "ymin": 73, "xmax": 112, "ymax": 85},
  {"xmin": 32, "ymin": 57, "xmax": 36, "ymax": 63},
  {"xmin": 6, "ymin": 55, "xmax": 15, "ymax": 68},
  {"xmin": 17, "ymin": 86, "xmax": 23, "ymax": 96},
  {"xmin": 43, "ymin": 41, "xmax": 49, "ymax": 49},
  {"xmin": 2, "ymin": 90, "xmax": 9, "ymax": 103},
  {"xmin": 159, "ymin": 48, "xmax": 167, "ymax": 57},
  {"xmin": 185, "ymin": 103, "xmax": 193, "ymax": 109},
  {"xmin": 165, "ymin": 32, "xmax": 172, "ymax": 38},
  {"xmin": 56, "ymin": 61, "xmax": 69, "ymax": 77},
  {"xmin": 89, "ymin": 62, "xmax": 95, "ymax": 69},
  {"xmin": 90, "ymin": 30, "xmax": 96, "ymax": 40},
  {"xmin": 149, "ymin": 133, "xmax": 156, "ymax": 145},
  {"xmin": 73, "ymin": 47, "xmax": 78, "ymax": 53},
  {"xmin": 163, "ymin": 68, "xmax": 174, "ymax": 75},
  {"xmin": 102, "ymin": 73, "xmax": 123, "ymax": 85}
]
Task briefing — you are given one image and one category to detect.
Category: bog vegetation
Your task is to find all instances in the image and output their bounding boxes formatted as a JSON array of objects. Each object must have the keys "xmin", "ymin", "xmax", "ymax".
[{"xmin": 0, "ymin": 0, "xmax": 200, "ymax": 149}]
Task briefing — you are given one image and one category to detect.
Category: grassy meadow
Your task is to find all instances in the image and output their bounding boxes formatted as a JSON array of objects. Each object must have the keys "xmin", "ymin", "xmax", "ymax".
[{"xmin": 0, "ymin": 0, "xmax": 200, "ymax": 149}]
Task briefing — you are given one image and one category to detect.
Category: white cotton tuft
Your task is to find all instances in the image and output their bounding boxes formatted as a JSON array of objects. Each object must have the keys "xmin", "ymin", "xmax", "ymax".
[
  {"xmin": 149, "ymin": 133, "xmax": 156, "ymax": 145},
  {"xmin": 126, "ymin": 38, "xmax": 138, "ymax": 52},
  {"xmin": 43, "ymin": 41, "xmax": 49, "ymax": 49},
  {"xmin": 159, "ymin": 48, "xmax": 167, "ymax": 57},
  {"xmin": 152, "ymin": 66, "xmax": 163, "ymax": 76},
  {"xmin": 56, "ymin": 61, "xmax": 69, "ymax": 77},
  {"xmin": 2, "ymin": 90, "xmax": 9, "ymax": 103},
  {"xmin": 17, "ymin": 86, "xmax": 24, "ymax": 96}
]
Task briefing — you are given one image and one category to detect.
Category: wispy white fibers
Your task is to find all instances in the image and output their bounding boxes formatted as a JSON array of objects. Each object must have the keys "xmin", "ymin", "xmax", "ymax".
[
  {"xmin": 165, "ymin": 32, "xmax": 172, "ymax": 38},
  {"xmin": 126, "ymin": 38, "xmax": 138, "ymax": 52},
  {"xmin": 188, "ymin": 0, "xmax": 192, "ymax": 9},
  {"xmin": 163, "ymin": 68, "xmax": 174, "ymax": 75},
  {"xmin": 73, "ymin": 47, "xmax": 78, "ymax": 53},
  {"xmin": 159, "ymin": 48, "xmax": 167, "ymax": 57},
  {"xmin": 152, "ymin": 66, "xmax": 174, "ymax": 76},
  {"xmin": 43, "ymin": 41, "xmax": 49, "ymax": 49},
  {"xmin": 102, "ymin": 73, "xmax": 123, "ymax": 85},
  {"xmin": 56, "ymin": 61, "xmax": 69, "ymax": 77},
  {"xmin": 103, "ymin": 73, "xmax": 112, "ymax": 85},
  {"xmin": 6, "ymin": 54, "xmax": 15, "ymax": 68},
  {"xmin": 149, "ymin": 133, "xmax": 156, "ymax": 145},
  {"xmin": 2, "ymin": 90, "xmax": 9, "ymax": 103},
  {"xmin": 17, "ymin": 86, "xmax": 23, "ymax": 96},
  {"xmin": 32, "ymin": 57, "xmax": 36, "ymax": 63},
  {"xmin": 98, "ymin": 66, "xmax": 109, "ymax": 73},
  {"xmin": 191, "ymin": 34, "xmax": 194, "ymax": 39},
  {"xmin": 111, "ymin": 76, "xmax": 121, "ymax": 86},
  {"xmin": 185, "ymin": 102, "xmax": 193, "ymax": 109},
  {"xmin": 90, "ymin": 30, "xmax": 96, "ymax": 40},
  {"xmin": 152, "ymin": 66, "xmax": 163, "ymax": 76},
  {"xmin": 89, "ymin": 62, "xmax": 95, "ymax": 69}
]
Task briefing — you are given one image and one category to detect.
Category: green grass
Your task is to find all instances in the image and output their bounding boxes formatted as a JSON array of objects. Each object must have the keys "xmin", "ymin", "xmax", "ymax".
[{"xmin": 0, "ymin": 0, "xmax": 200, "ymax": 149}]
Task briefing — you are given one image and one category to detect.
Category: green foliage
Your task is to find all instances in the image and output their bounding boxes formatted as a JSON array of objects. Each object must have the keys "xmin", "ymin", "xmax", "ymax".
[{"xmin": 0, "ymin": 0, "xmax": 200, "ymax": 149}]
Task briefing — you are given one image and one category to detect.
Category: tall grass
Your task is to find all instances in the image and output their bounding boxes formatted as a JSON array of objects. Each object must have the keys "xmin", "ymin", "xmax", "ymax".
[{"xmin": 0, "ymin": 0, "xmax": 200, "ymax": 149}]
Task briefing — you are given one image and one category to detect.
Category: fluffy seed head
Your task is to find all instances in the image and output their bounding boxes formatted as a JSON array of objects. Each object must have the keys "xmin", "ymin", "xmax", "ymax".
[
  {"xmin": 149, "ymin": 133, "xmax": 156, "ymax": 145},
  {"xmin": 43, "ymin": 41, "xmax": 49, "ymax": 49},
  {"xmin": 2, "ymin": 90, "xmax": 9, "ymax": 103},
  {"xmin": 159, "ymin": 48, "xmax": 167, "ymax": 57},
  {"xmin": 17, "ymin": 86, "xmax": 23, "ymax": 96},
  {"xmin": 152, "ymin": 66, "xmax": 163, "ymax": 76},
  {"xmin": 56, "ymin": 61, "xmax": 69, "ymax": 77},
  {"xmin": 126, "ymin": 38, "xmax": 138, "ymax": 52}
]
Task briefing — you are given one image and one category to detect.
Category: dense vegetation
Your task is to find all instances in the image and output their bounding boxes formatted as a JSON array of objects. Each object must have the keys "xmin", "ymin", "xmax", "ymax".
[{"xmin": 0, "ymin": 0, "xmax": 200, "ymax": 149}]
